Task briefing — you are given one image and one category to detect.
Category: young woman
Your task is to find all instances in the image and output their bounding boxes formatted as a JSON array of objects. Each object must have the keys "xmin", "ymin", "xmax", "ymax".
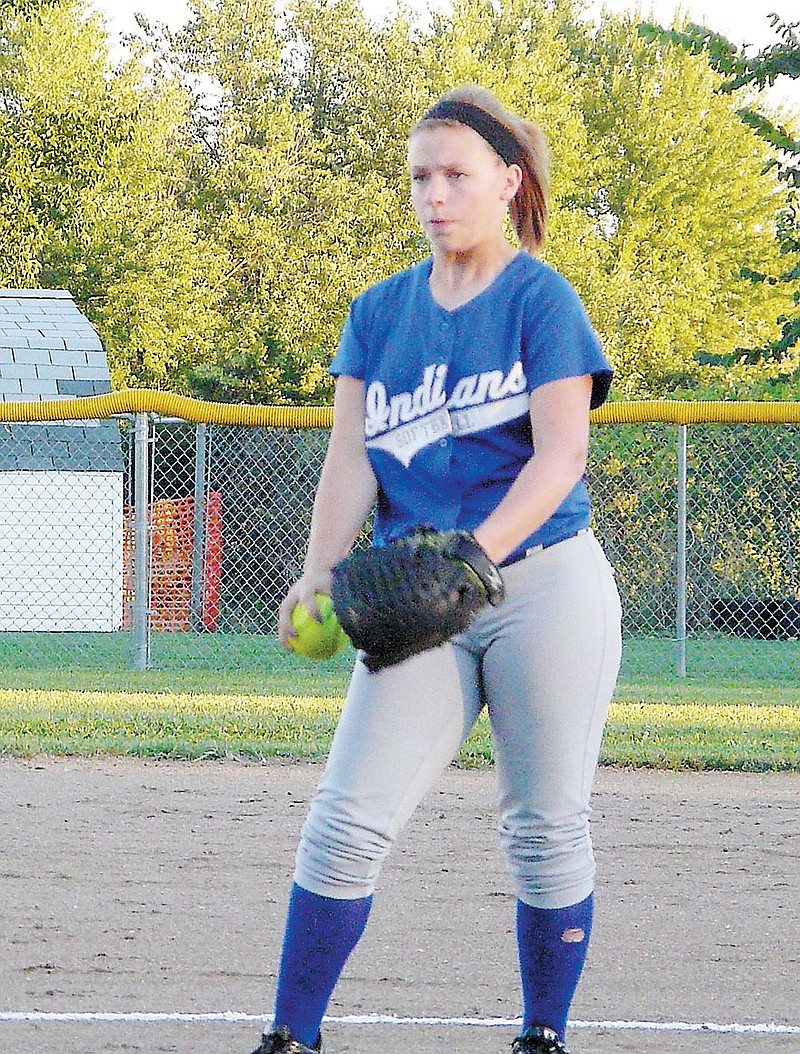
[{"xmin": 258, "ymin": 85, "xmax": 622, "ymax": 1054}]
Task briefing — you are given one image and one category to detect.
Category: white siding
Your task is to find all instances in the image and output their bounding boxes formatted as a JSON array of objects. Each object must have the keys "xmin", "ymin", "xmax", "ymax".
[{"xmin": 0, "ymin": 472, "xmax": 124, "ymax": 631}]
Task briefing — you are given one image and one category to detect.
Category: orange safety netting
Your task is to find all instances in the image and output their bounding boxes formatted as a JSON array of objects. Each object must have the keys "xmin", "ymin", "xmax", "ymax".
[{"xmin": 123, "ymin": 493, "xmax": 222, "ymax": 631}]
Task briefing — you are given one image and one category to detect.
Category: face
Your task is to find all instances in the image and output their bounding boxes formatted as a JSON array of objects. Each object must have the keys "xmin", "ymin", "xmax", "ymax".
[{"xmin": 408, "ymin": 123, "xmax": 521, "ymax": 257}]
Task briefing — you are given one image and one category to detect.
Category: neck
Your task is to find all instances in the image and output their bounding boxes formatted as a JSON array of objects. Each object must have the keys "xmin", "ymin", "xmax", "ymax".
[{"xmin": 429, "ymin": 242, "xmax": 518, "ymax": 310}]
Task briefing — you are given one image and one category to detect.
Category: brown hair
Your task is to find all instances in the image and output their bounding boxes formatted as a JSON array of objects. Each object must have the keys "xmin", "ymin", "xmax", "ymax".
[{"xmin": 411, "ymin": 85, "xmax": 550, "ymax": 254}]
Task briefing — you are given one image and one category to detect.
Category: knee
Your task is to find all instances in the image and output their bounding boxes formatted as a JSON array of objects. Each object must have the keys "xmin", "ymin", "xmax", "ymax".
[
  {"xmin": 500, "ymin": 816, "xmax": 595, "ymax": 908},
  {"xmin": 293, "ymin": 792, "xmax": 394, "ymax": 898}
]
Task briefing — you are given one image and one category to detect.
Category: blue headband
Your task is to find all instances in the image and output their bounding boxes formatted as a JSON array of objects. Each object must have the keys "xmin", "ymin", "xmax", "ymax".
[{"xmin": 421, "ymin": 100, "xmax": 522, "ymax": 166}]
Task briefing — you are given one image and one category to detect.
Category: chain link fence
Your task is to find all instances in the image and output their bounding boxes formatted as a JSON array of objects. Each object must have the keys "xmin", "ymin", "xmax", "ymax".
[{"xmin": 0, "ymin": 398, "xmax": 798, "ymax": 686}]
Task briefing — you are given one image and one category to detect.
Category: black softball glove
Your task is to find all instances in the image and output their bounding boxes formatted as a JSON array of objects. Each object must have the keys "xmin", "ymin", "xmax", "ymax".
[{"xmin": 330, "ymin": 527, "xmax": 505, "ymax": 672}]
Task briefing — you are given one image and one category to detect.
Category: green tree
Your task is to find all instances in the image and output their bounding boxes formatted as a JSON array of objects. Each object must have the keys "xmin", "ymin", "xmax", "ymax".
[
  {"xmin": 571, "ymin": 12, "xmax": 795, "ymax": 397},
  {"xmin": 639, "ymin": 16, "xmax": 800, "ymax": 387},
  {"xmin": 4, "ymin": 0, "xmax": 795, "ymax": 403},
  {"xmin": 0, "ymin": 0, "xmax": 229, "ymax": 391},
  {"xmin": 282, "ymin": 0, "xmax": 796, "ymax": 400},
  {"xmin": 0, "ymin": 0, "xmax": 106, "ymax": 286},
  {"xmin": 118, "ymin": 0, "xmax": 800, "ymax": 402},
  {"xmin": 165, "ymin": 0, "xmax": 432, "ymax": 402}
]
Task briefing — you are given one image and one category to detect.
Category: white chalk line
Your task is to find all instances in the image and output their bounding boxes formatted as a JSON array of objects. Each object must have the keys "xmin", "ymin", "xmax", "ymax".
[{"xmin": 0, "ymin": 1012, "xmax": 798, "ymax": 1034}]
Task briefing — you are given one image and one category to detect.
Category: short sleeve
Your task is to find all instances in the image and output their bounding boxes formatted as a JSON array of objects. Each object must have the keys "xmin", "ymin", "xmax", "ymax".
[
  {"xmin": 522, "ymin": 268, "xmax": 612, "ymax": 410},
  {"xmin": 330, "ymin": 299, "xmax": 367, "ymax": 379}
]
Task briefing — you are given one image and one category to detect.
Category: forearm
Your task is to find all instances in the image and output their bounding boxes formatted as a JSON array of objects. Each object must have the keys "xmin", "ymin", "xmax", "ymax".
[
  {"xmin": 472, "ymin": 374, "xmax": 592, "ymax": 565},
  {"xmin": 472, "ymin": 446, "xmax": 586, "ymax": 564},
  {"xmin": 278, "ymin": 376, "xmax": 375, "ymax": 644}
]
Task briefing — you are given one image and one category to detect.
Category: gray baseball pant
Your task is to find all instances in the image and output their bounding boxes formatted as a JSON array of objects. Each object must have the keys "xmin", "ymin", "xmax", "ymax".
[{"xmin": 294, "ymin": 529, "xmax": 622, "ymax": 909}]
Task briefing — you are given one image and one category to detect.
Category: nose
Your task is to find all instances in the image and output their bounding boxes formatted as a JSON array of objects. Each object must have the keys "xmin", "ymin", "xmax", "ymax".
[{"xmin": 425, "ymin": 173, "xmax": 447, "ymax": 206}]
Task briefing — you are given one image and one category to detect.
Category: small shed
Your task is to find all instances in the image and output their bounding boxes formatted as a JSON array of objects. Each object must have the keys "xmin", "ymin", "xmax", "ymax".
[{"xmin": 0, "ymin": 289, "xmax": 124, "ymax": 631}]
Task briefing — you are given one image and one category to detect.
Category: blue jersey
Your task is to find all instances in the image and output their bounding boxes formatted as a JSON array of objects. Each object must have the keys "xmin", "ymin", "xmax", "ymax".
[{"xmin": 330, "ymin": 251, "xmax": 612, "ymax": 560}]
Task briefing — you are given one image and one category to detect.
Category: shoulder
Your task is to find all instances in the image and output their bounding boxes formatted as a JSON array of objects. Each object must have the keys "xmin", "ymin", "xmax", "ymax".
[
  {"xmin": 350, "ymin": 259, "xmax": 431, "ymax": 321},
  {"xmin": 509, "ymin": 252, "xmax": 582, "ymax": 303},
  {"xmin": 333, "ymin": 260, "xmax": 432, "ymax": 378},
  {"xmin": 504, "ymin": 254, "xmax": 594, "ymax": 334}
]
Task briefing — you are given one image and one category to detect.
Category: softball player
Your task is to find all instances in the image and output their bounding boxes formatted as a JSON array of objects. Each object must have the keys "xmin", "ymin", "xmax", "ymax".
[{"xmin": 258, "ymin": 85, "xmax": 622, "ymax": 1054}]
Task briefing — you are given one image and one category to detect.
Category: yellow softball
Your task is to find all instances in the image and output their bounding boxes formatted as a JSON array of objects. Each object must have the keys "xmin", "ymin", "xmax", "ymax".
[{"xmin": 289, "ymin": 593, "xmax": 348, "ymax": 661}]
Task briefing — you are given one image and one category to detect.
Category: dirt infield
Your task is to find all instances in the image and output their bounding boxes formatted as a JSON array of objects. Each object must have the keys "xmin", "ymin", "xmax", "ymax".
[{"xmin": 1, "ymin": 758, "xmax": 798, "ymax": 1054}]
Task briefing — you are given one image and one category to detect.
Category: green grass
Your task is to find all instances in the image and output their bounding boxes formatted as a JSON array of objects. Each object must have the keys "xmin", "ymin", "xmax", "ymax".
[
  {"xmin": 0, "ymin": 632, "xmax": 797, "ymax": 769},
  {"xmin": 600, "ymin": 701, "xmax": 800, "ymax": 771},
  {"xmin": 0, "ymin": 688, "xmax": 342, "ymax": 760},
  {"xmin": 0, "ymin": 689, "xmax": 796, "ymax": 770}
]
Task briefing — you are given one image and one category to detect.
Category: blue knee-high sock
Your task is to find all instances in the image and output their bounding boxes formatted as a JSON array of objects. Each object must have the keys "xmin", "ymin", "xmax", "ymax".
[
  {"xmin": 516, "ymin": 893, "xmax": 594, "ymax": 1043},
  {"xmin": 272, "ymin": 883, "xmax": 372, "ymax": 1046}
]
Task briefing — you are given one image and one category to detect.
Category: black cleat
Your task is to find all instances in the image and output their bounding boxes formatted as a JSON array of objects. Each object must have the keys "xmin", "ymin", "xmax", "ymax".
[
  {"xmin": 511, "ymin": 1025, "xmax": 570, "ymax": 1054},
  {"xmin": 250, "ymin": 1025, "xmax": 323, "ymax": 1053}
]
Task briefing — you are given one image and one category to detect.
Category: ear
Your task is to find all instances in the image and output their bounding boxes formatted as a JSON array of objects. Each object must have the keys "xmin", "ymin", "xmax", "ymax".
[{"xmin": 501, "ymin": 163, "xmax": 523, "ymax": 204}]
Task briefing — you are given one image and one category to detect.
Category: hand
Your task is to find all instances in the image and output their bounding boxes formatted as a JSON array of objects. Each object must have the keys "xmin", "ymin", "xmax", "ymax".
[{"xmin": 277, "ymin": 568, "xmax": 334, "ymax": 650}]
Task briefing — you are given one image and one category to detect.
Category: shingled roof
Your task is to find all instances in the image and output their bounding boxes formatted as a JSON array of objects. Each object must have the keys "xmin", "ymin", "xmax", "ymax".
[{"xmin": 0, "ymin": 289, "xmax": 123, "ymax": 472}]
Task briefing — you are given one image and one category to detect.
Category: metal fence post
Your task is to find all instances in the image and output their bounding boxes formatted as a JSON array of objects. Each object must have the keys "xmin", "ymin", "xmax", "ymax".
[
  {"xmin": 190, "ymin": 422, "xmax": 207, "ymax": 632},
  {"xmin": 676, "ymin": 424, "xmax": 688, "ymax": 677},
  {"xmin": 133, "ymin": 412, "xmax": 151, "ymax": 671}
]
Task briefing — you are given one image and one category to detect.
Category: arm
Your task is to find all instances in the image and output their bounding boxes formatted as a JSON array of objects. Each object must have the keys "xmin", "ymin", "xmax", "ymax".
[
  {"xmin": 278, "ymin": 375, "xmax": 377, "ymax": 647},
  {"xmin": 472, "ymin": 374, "xmax": 593, "ymax": 565}
]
